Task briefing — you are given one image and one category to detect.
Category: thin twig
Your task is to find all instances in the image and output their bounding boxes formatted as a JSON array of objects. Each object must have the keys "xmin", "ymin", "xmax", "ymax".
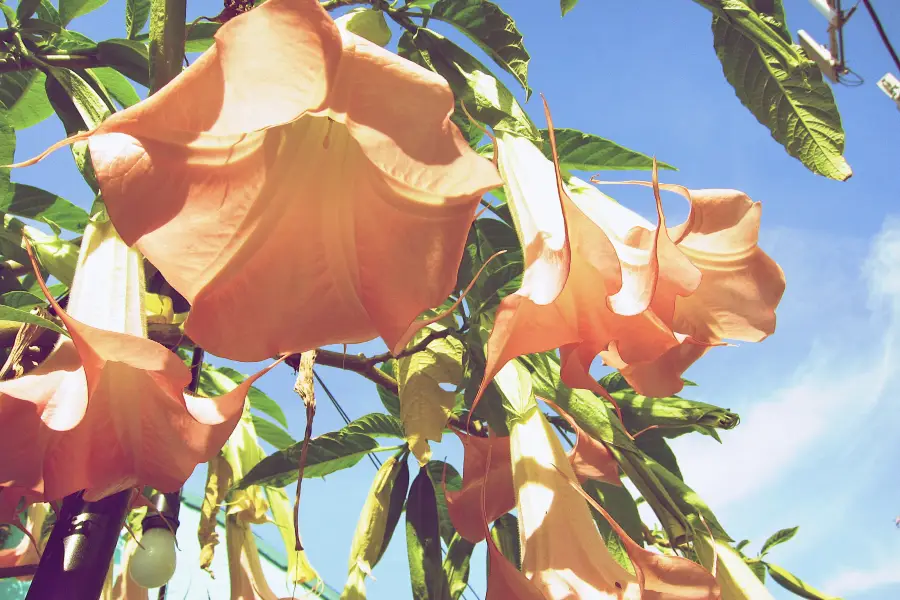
[
  {"xmin": 0, "ymin": 564, "xmax": 39, "ymax": 579},
  {"xmin": 291, "ymin": 350, "xmax": 317, "ymax": 552}
]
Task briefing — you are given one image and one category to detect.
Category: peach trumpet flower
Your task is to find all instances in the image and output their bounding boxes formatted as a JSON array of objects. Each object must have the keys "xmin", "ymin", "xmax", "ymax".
[
  {"xmin": 463, "ymin": 397, "xmax": 720, "ymax": 599},
  {"xmin": 0, "ymin": 217, "xmax": 279, "ymax": 502},
  {"xmin": 478, "ymin": 102, "xmax": 784, "ymax": 401},
  {"xmin": 17, "ymin": 0, "xmax": 501, "ymax": 362}
]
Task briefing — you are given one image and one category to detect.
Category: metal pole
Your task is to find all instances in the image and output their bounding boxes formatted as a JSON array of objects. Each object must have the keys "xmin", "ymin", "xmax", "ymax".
[{"xmin": 25, "ymin": 490, "xmax": 131, "ymax": 600}]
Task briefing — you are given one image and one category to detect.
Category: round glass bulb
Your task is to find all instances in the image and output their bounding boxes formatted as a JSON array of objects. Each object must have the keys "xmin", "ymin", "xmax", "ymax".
[{"xmin": 129, "ymin": 527, "xmax": 177, "ymax": 588}]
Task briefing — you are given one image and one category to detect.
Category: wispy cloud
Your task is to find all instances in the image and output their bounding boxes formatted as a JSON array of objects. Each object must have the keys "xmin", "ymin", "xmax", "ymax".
[
  {"xmin": 659, "ymin": 219, "xmax": 900, "ymax": 588},
  {"xmin": 824, "ymin": 554, "xmax": 900, "ymax": 597}
]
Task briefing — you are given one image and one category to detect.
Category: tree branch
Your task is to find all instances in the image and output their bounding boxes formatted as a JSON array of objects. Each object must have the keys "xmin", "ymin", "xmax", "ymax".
[{"xmin": 0, "ymin": 563, "xmax": 38, "ymax": 579}]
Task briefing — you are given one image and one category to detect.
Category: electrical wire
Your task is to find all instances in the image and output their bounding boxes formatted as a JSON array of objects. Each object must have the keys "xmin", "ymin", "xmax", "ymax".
[
  {"xmin": 861, "ymin": 0, "xmax": 900, "ymax": 72},
  {"xmin": 312, "ymin": 369, "xmax": 382, "ymax": 468}
]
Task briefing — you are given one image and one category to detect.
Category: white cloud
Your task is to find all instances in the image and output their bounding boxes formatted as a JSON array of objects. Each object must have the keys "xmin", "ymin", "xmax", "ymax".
[
  {"xmin": 669, "ymin": 217, "xmax": 900, "ymax": 512},
  {"xmin": 824, "ymin": 558, "xmax": 900, "ymax": 597}
]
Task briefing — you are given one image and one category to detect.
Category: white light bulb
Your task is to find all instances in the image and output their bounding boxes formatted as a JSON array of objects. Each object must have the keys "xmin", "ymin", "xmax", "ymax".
[{"xmin": 128, "ymin": 528, "xmax": 177, "ymax": 588}]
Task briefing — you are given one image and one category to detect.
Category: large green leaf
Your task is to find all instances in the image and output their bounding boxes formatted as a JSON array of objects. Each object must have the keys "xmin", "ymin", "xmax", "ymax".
[
  {"xmin": 712, "ymin": 7, "xmax": 851, "ymax": 180},
  {"xmin": 96, "ymin": 39, "xmax": 151, "ymax": 87},
  {"xmin": 0, "ymin": 184, "xmax": 90, "ymax": 233},
  {"xmin": 518, "ymin": 352, "xmax": 635, "ymax": 451},
  {"xmin": 90, "ymin": 67, "xmax": 140, "ymax": 108},
  {"xmin": 610, "ymin": 386, "xmax": 740, "ymax": 437},
  {"xmin": 429, "ymin": 0, "xmax": 530, "ymax": 97},
  {"xmin": 59, "ymin": 0, "xmax": 109, "ymax": 25},
  {"xmin": 442, "ymin": 534, "xmax": 474, "ymax": 600},
  {"xmin": 0, "ymin": 71, "xmax": 54, "ymax": 130},
  {"xmin": 583, "ymin": 480, "xmax": 640, "ymax": 572},
  {"xmin": 344, "ymin": 412, "xmax": 406, "ymax": 439},
  {"xmin": 406, "ymin": 467, "xmax": 446, "ymax": 600},
  {"xmin": 377, "ymin": 360, "xmax": 402, "ymax": 418},
  {"xmin": 694, "ymin": 0, "xmax": 805, "ymax": 70},
  {"xmin": 16, "ymin": 0, "xmax": 43, "ymax": 21},
  {"xmin": 765, "ymin": 562, "xmax": 838, "ymax": 600},
  {"xmin": 0, "ymin": 305, "xmax": 67, "ymax": 337},
  {"xmin": 125, "ymin": 0, "xmax": 150, "ymax": 39},
  {"xmin": 759, "ymin": 526, "xmax": 799, "ymax": 557},
  {"xmin": 539, "ymin": 128, "xmax": 676, "ymax": 172},
  {"xmin": 456, "ymin": 218, "xmax": 522, "ymax": 317},
  {"xmin": 399, "ymin": 28, "xmax": 540, "ymax": 142},
  {"xmin": 635, "ymin": 433, "xmax": 683, "ymax": 480},
  {"xmin": 250, "ymin": 415, "xmax": 295, "ymax": 450},
  {"xmin": 235, "ymin": 430, "xmax": 386, "ymax": 489},
  {"xmin": 425, "ymin": 460, "xmax": 462, "ymax": 545}
]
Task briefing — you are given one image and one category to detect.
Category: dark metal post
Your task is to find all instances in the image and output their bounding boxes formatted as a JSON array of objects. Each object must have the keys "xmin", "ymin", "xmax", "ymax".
[{"xmin": 25, "ymin": 490, "xmax": 131, "ymax": 600}]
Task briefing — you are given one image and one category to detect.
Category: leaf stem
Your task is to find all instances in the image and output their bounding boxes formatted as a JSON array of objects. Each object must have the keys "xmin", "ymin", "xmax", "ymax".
[{"xmin": 148, "ymin": 0, "xmax": 186, "ymax": 92}]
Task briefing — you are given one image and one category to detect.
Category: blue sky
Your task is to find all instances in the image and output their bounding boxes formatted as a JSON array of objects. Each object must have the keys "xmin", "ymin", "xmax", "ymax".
[{"xmin": 8, "ymin": 0, "xmax": 900, "ymax": 598}]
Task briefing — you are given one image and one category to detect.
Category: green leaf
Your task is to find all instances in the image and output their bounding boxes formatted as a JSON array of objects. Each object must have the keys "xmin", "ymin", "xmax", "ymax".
[
  {"xmin": 442, "ymin": 534, "xmax": 474, "ymax": 600},
  {"xmin": 1, "ymin": 184, "xmax": 90, "ymax": 233},
  {"xmin": 488, "ymin": 513, "xmax": 520, "ymax": 572},
  {"xmin": 343, "ymin": 454, "xmax": 410, "ymax": 597},
  {"xmin": 635, "ymin": 433, "xmax": 683, "ymax": 480},
  {"xmin": 0, "ymin": 305, "xmax": 67, "ymax": 337},
  {"xmin": 694, "ymin": 0, "xmax": 805, "ymax": 71},
  {"xmin": 694, "ymin": 535, "xmax": 774, "ymax": 599},
  {"xmin": 735, "ymin": 539, "xmax": 751, "ymax": 553},
  {"xmin": 235, "ymin": 430, "xmax": 385, "ymax": 489},
  {"xmin": 759, "ymin": 526, "xmax": 799, "ymax": 556},
  {"xmin": 609, "ymin": 385, "xmax": 740, "ymax": 436},
  {"xmin": 765, "ymin": 562, "xmax": 839, "ymax": 600},
  {"xmin": 583, "ymin": 480, "xmax": 637, "ymax": 573},
  {"xmin": 377, "ymin": 455, "xmax": 410, "ymax": 565},
  {"xmin": 643, "ymin": 455, "xmax": 731, "ymax": 541},
  {"xmin": 560, "ymin": 0, "xmax": 578, "ymax": 16},
  {"xmin": 539, "ymin": 128, "xmax": 676, "ymax": 172},
  {"xmin": 1, "ymin": 291, "xmax": 45, "ymax": 309},
  {"xmin": 429, "ymin": 0, "xmax": 530, "ymax": 97},
  {"xmin": 406, "ymin": 467, "xmax": 446, "ymax": 600},
  {"xmin": 16, "ymin": 0, "xmax": 43, "ymax": 21},
  {"xmin": 0, "ymin": 110, "xmax": 12, "ymax": 199},
  {"xmin": 250, "ymin": 415, "xmax": 295, "ymax": 450},
  {"xmin": 377, "ymin": 360, "xmax": 402, "ymax": 418},
  {"xmin": 399, "ymin": 28, "xmax": 540, "ymax": 142},
  {"xmin": 0, "ymin": 72, "xmax": 54, "ymax": 130},
  {"xmin": 457, "ymin": 218, "xmax": 523, "ymax": 316},
  {"xmin": 96, "ymin": 39, "xmax": 151, "ymax": 88},
  {"xmin": 518, "ymin": 352, "xmax": 635, "ymax": 451},
  {"xmin": 746, "ymin": 558, "xmax": 767, "ymax": 583},
  {"xmin": 712, "ymin": 8, "xmax": 851, "ymax": 180},
  {"xmin": 425, "ymin": 460, "xmax": 462, "ymax": 545},
  {"xmin": 583, "ymin": 479, "xmax": 644, "ymax": 548},
  {"xmin": 397, "ymin": 319, "xmax": 465, "ymax": 463},
  {"xmin": 46, "ymin": 67, "xmax": 110, "ymax": 129},
  {"xmin": 200, "ymin": 365, "xmax": 289, "ymax": 428},
  {"xmin": 90, "ymin": 67, "xmax": 140, "ymax": 108},
  {"xmin": 345, "ymin": 412, "xmax": 406, "ymax": 439},
  {"xmin": 59, "ymin": 0, "xmax": 108, "ymax": 26},
  {"xmin": 35, "ymin": 0, "xmax": 61, "ymax": 25},
  {"xmin": 125, "ymin": 0, "xmax": 150, "ymax": 39}
]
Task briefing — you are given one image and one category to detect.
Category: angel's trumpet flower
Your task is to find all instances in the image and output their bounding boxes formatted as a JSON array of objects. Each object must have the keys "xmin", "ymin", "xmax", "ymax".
[
  {"xmin": 0, "ymin": 217, "xmax": 278, "ymax": 502},
  {"xmin": 14, "ymin": 0, "xmax": 500, "ymax": 362},
  {"xmin": 474, "ymin": 101, "xmax": 784, "ymax": 403}
]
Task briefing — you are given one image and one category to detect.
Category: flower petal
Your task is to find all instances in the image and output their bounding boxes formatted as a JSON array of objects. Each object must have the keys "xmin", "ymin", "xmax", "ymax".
[
  {"xmin": 84, "ymin": 7, "xmax": 500, "ymax": 362},
  {"xmin": 444, "ymin": 432, "xmax": 515, "ymax": 544},
  {"xmin": 496, "ymin": 132, "xmax": 570, "ymax": 305},
  {"xmin": 510, "ymin": 407, "xmax": 639, "ymax": 598}
]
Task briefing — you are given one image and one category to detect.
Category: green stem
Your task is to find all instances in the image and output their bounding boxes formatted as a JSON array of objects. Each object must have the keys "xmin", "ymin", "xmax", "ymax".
[
  {"xmin": 320, "ymin": 0, "xmax": 371, "ymax": 10},
  {"xmin": 148, "ymin": 0, "xmax": 186, "ymax": 93}
]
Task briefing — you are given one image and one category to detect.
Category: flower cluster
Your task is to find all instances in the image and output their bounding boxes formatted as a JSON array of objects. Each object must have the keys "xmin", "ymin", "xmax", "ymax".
[{"xmin": 0, "ymin": 0, "xmax": 784, "ymax": 597}]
